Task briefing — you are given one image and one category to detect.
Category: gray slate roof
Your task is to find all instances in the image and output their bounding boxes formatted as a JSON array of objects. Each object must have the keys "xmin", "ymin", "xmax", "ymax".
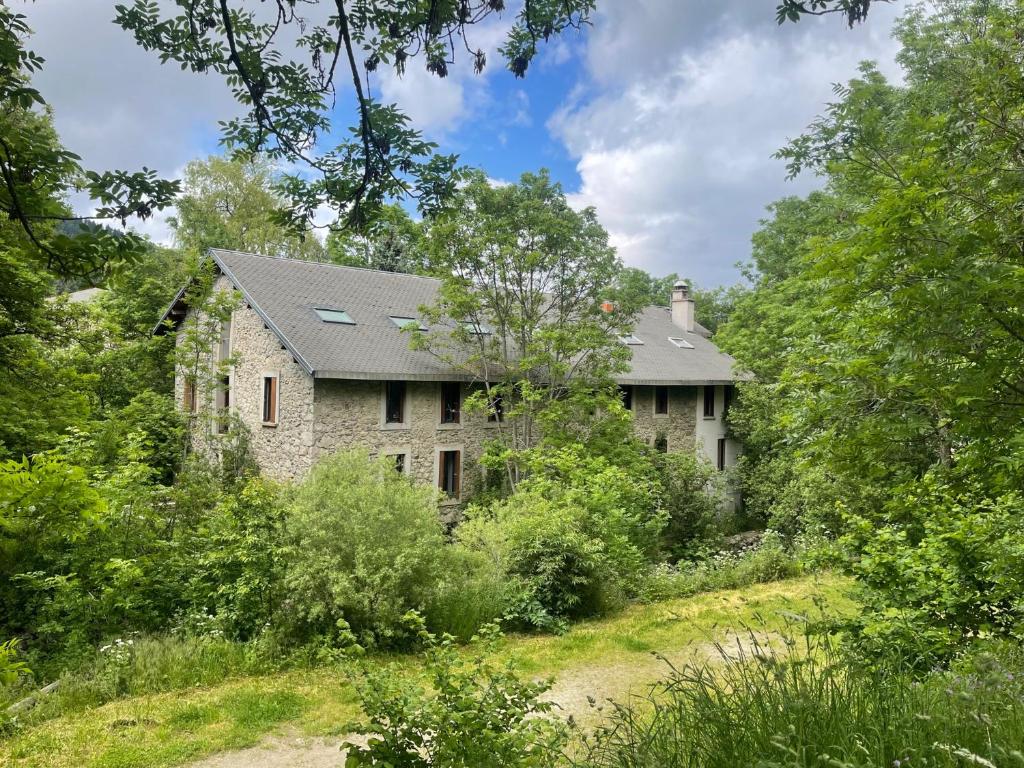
[{"xmin": 160, "ymin": 249, "xmax": 738, "ymax": 385}]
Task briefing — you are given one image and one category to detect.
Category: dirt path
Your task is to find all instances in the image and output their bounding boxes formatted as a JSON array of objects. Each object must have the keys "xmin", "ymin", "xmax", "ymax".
[{"xmin": 184, "ymin": 630, "xmax": 775, "ymax": 768}]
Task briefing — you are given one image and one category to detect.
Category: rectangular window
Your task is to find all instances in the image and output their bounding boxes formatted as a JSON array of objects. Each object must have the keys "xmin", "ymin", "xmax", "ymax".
[
  {"xmin": 262, "ymin": 375, "xmax": 278, "ymax": 424},
  {"xmin": 717, "ymin": 438, "xmax": 727, "ymax": 471},
  {"xmin": 218, "ymin": 317, "xmax": 232, "ymax": 361},
  {"xmin": 390, "ymin": 453, "xmax": 406, "ymax": 474},
  {"xmin": 439, "ymin": 450, "xmax": 461, "ymax": 498},
  {"xmin": 216, "ymin": 374, "xmax": 230, "ymax": 434},
  {"xmin": 619, "ymin": 385, "xmax": 633, "ymax": 411},
  {"xmin": 654, "ymin": 386, "xmax": 669, "ymax": 415},
  {"xmin": 722, "ymin": 385, "xmax": 733, "ymax": 420},
  {"xmin": 703, "ymin": 385, "xmax": 716, "ymax": 419},
  {"xmin": 441, "ymin": 382, "xmax": 461, "ymax": 424},
  {"xmin": 385, "ymin": 381, "xmax": 406, "ymax": 424},
  {"xmin": 488, "ymin": 392, "xmax": 504, "ymax": 423},
  {"xmin": 315, "ymin": 307, "xmax": 355, "ymax": 324},
  {"xmin": 183, "ymin": 378, "xmax": 196, "ymax": 414}
]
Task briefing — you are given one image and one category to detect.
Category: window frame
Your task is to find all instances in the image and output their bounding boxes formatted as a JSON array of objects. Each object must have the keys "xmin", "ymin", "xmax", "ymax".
[
  {"xmin": 389, "ymin": 315, "xmax": 427, "ymax": 331},
  {"xmin": 619, "ymin": 333, "xmax": 644, "ymax": 345},
  {"xmin": 261, "ymin": 372, "xmax": 280, "ymax": 426},
  {"xmin": 440, "ymin": 382, "xmax": 461, "ymax": 425},
  {"xmin": 654, "ymin": 385, "xmax": 670, "ymax": 416},
  {"xmin": 438, "ymin": 448, "xmax": 462, "ymax": 500},
  {"xmin": 668, "ymin": 336, "xmax": 694, "ymax": 349},
  {"xmin": 314, "ymin": 307, "xmax": 356, "ymax": 324},
  {"xmin": 703, "ymin": 385, "xmax": 716, "ymax": 419},
  {"xmin": 717, "ymin": 438, "xmax": 727, "ymax": 471},
  {"xmin": 383, "ymin": 380, "xmax": 407, "ymax": 426}
]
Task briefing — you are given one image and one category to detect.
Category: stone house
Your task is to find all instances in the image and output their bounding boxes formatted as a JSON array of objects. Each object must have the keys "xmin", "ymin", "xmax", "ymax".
[{"xmin": 158, "ymin": 249, "xmax": 740, "ymax": 504}]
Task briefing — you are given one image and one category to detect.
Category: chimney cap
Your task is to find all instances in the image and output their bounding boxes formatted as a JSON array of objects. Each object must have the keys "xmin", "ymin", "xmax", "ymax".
[{"xmin": 673, "ymin": 279, "xmax": 688, "ymax": 288}]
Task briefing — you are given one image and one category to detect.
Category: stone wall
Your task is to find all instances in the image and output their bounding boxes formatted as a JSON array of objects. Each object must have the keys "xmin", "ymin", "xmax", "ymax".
[
  {"xmin": 630, "ymin": 385, "xmax": 698, "ymax": 454},
  {"xmin": 312, "ymin": 379, "xmax": 501, "ymax": 515}
]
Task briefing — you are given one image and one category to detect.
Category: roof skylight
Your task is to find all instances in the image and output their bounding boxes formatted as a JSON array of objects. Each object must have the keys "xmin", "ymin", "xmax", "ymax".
[
  {"xmin": 390, "ymin": 315, "xmax": 427, "ymax": 331},
  {"xmin": 315, "ymin": 307, "xmax": 355, "ymax": 324},
  {"xmin": 619, "ymin": 334, "xmax": 644, "ymax": 345},
  {"xmin": 462, "ymin": 320, "xmax": 492, "ymax": 335},
  {"xmin": 668, "ymin": 336, "xmax": 694, "ymax": 349}
]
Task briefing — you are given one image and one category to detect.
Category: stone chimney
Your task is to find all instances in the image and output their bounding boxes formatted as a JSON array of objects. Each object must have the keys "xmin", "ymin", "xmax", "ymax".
[{"xmin": 670, "ymin": 279, "xmax": 695, "ymax": 332}]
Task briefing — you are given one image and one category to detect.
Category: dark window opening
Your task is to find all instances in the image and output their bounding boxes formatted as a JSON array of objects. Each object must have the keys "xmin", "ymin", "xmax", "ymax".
[
  {"xmin": 722, "ymin": 385, "xmax": 734, "ymax": 420},
  {"xmin": 703, "ymin": 386, "xmax": 716, "ymax": 418},
  {"xmin": 216, "ymin": 375, "xmax": 230, "ymax": 433},
  {"xmin": 654, "ymin": 433, "xmax": 668, "ymax": 453},
  {"xmin": 488, "ymin": 392, "xmax": 504, "ymax": 423},
  {"xmin": 619, "ymin": 385, "xmax": 633, "ymax": 411},
  {"xmin": 183, "ymin": 378, "xmax": 196, "ymax": 414},
  {"xmin": 391, "ymin": 453, "xmax": 406, "ymax": 474},
  {"xmin": 654, "ymin": 386, "xmax": 669, "ymax": 415},
  {"xmin": 717, "ymin": 438, "xmax": 726, "ymax": 471},
  {"xmin": 439, "ymin": 450, "xmax": 461, "ymax": 498},
  {"xmin": 262, "ymin": 376, "xmax": 278, "ymax": 423},
  {"xmin": 385, "ymin": 381, "xmax": 406, "ymax": 424},
  {"xmin": 441, "ymin": 382, "xmax": 461, "ymax": 424}
]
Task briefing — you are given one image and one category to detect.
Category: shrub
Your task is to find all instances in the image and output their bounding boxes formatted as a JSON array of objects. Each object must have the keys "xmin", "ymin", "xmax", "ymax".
[
  {"xmin": 654, "ymin": 451, "xmax": 727, "ymax": 559},
  {"xmin": 842, "ymin": 446, "xmax": 1024, "ymax": 668},
  {"xmin": 458, "ymin": 447, "xmax": 667, "ymax": 629},
  {"xmin": 423, "ymin": 546, "xmax": 511, "ymax": 642},
  {"xmin": 343, "ymin": 615, "xmax": 568, "ymax": 768},
  {"xmin": 637, "ymin": 531, "xmax": 801, "ymax": 603},
  {"xmin": 280, "ymin": 450, "xmax": 449, "ymax": 648}
]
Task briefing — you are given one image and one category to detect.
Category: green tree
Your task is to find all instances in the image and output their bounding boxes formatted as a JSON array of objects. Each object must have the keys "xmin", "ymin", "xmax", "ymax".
[
  {"xmin": 116, "ymin": 0, "xmax": 596, "ymax": 232},
  {"xmin": 172, "ymin": 155, "xmax": 326, "ymax": 260},
  {"xmin": 414, "ymin": 170, "xmax": 632, "ymax": 488},
  {"xmin": 325, "ymin": 203, "xmax": 426, "ymax": 273}
]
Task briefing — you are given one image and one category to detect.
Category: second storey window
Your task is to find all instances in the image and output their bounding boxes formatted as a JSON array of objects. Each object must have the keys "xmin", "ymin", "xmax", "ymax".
[
  {"xmin": 439, "ymin": 449, "xmax": 461, "ymax": 498},
  {"xmin": 488, "ymin": 392, "xmax": 504, "ymax": 423},
  {"xmin": 262, "ymin": 374, "xmax": 279, "ymax": 425},
  {"xmin": 703, "ymin": 385, "xmax": 716, "ymax": 419},
  {"xmin": 654, "ymin": 386, "xmax": 669, "ymax": 415},
  {"xmin": 385, "ymin": 381, "xmax": 406, "ymax": 424},
  {"xmin": 717, "ymin": 438, "xmax": 727, "ymax": 471},
  {"xmin": 441, "ymin": 382, "xmax": 461, "ymax": 424},
  {"xmin": 216, "ymin": 375, "xmax": 230, "ymax": 433}
]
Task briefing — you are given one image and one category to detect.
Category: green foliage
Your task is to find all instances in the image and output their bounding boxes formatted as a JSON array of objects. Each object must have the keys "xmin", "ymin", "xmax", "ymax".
[
  {"xmin": 344, "ymin": 616, "xmax": 567, "ymax": 768},
  {"xmin": 171, "ymin": 155, "xmax": 325, "ymax": 261},
  {"xmin": 416, "ymin": 170, "xmax": 631, "ymax": 487},
  {"xmin": 326, "ymin": 204, "xmax": 426, "ymax": 273},
  {"xmin": 610, "ymin": 267, "xmax": 746, "ymax": 334},
  {"xmin": 654, "ymin": 451, "xmax": 726, "ymax": 560},
  {"xmin": 281, "ymin": 450, "xmax": 449, "ymax": 648},
  {"xmin": 577, "ymin": 635, "xmax": 1024, "ymax": 768},
  {"xmin": 459, "ymin": 447, "xmax": 666, "ymax": 630},
  {"xmin": 637, "ymin": 532, "xmax": 802, "ymax": 603},
  {"xmin": 115, "ymin": 1, "xmax": 594, "ymax": 231},
  {"xmin": 191, "ymin": 478, "xmax": 286, "ymax": 641},
  {"xmin": 0, "ymin": 638, "xmax": 28, "ymax": 687}
]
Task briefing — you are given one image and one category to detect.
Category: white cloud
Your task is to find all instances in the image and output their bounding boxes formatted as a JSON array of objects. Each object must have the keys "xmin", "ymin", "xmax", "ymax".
[{"xmin": 552, "ymin": 0, "xmax": 905, "ymax": 285}]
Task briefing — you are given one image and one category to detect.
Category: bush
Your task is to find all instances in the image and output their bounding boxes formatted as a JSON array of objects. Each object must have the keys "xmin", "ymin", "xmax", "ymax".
[
  {"xmin": 423, "ymin": 546, "xmax": 511, "ymax": 642},
  {"xmin": 343, "ymin": 615, "xmax": 567, "ymax": 768},
  {"xmin": 637, "ymin": 531, "xmax": 801, "ymax": 603},
  {"xmin": 280, "ymin": 450, "xmax": 450, "ymax": 648},
  {"xmin": 458, "ymin": 447, "xmax": 667, "ymax": 630},
  {"xmin": 654, "ymin": 451, "xmax": 727, "ymax": 559},
  {"xmin": 577, "ymin": 633, "xmax": 1024, "ymax": 768},
  {"xmin": 842, "ymin": 446, "xmax": 1024, "ymax": 668}
]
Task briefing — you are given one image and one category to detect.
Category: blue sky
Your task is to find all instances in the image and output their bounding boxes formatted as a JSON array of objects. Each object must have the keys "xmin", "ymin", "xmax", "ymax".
[{"xmin": 24, "ymin": 1, "xmax": 905, "ymax": 287}]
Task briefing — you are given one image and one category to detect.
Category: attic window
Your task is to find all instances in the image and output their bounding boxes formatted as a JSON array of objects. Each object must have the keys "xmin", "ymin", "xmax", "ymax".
[
  {"xmin": 390, "ymin": 316, "xmax": 427, "ymax": 331},
  {"xmin": 462, "ymin": 321, "xmax": 491, "ymax": 335},
  {"xmin": 315, "ymin": 307, "xmax": 355, "ymax": 324},
  {"xmin": 619, "ymin": 334, "xmax": 644, "ymax": 345},
  {"xmin": 668, "ymin": 337, "xmax": 695, "ymax": 349}
]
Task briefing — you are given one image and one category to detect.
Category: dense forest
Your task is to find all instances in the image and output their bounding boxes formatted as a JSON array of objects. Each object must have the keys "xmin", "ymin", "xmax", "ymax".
[{"xmin": 2, "ymin": 1, "xmax": 1024, "ymax": 766}]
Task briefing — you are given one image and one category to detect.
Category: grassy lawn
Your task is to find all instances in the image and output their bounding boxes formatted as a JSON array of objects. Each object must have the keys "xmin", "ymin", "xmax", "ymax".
[{"xmin": 0, "ymin": 574, "xmax": 856, "ymax": 768}]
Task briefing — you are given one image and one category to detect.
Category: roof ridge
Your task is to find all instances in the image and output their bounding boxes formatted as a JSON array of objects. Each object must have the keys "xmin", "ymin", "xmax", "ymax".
[{"xmin": 209, "ymin": 248, "xmax": 443, "ymax": 283}]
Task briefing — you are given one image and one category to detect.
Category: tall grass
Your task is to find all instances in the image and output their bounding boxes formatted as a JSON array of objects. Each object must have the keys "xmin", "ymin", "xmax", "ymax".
[{"xmin": 575, "ymin": 629, "xmax": 1024, "ymax": 768}]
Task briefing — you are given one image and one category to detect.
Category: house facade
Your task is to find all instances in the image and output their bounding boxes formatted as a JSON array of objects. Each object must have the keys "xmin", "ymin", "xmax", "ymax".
[{"xmin": 159, "ymin": 249, "xmax": 740, "ymax": 504}]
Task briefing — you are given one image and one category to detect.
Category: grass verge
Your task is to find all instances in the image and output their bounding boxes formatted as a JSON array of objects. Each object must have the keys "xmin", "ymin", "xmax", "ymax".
[{"xmin": 0, "ymin": 574, "xmax": 855, "ymax": 768}]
